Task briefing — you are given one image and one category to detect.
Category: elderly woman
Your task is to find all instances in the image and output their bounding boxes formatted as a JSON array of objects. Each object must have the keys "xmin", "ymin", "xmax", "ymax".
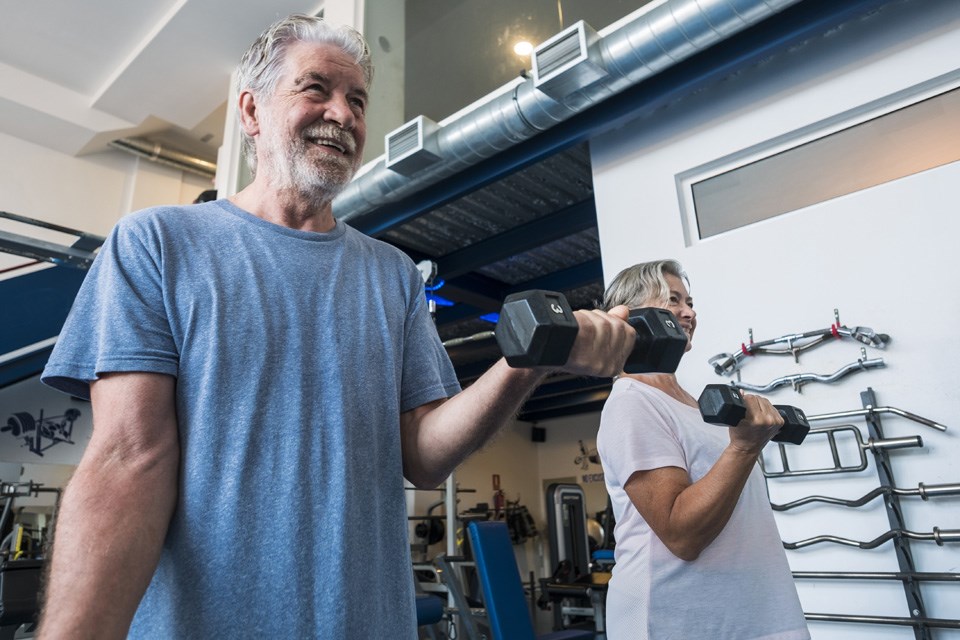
[{"xmin": 596, "ymin": 259, "xmax": 809, "ymax": 640}]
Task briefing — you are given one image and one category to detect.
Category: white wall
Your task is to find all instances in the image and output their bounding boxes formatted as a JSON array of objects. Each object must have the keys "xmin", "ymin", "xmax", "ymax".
[
  {"xmin": 589, "ymin": 1, "xmax": 960, "ymax": 638},
  {"xmin": 0, "ymin": 129, "xmax": 212, "ymax": 241},
  {"xmin": 1, "ymin": 129, "xmax": 213, "ymax": 502}
]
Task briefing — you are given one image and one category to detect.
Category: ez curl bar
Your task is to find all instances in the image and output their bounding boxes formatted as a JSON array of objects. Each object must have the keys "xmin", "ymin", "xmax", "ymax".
[
  {"xmin": 782, "ymin": 526, "xmax": 960, "ymax": 550},
  {"xmin": 731, "ymin": 348, "xmax": 885, "ymax": 394},
  {"xmin": 709, "ymin": 309, "xmax": 889, "ymax": 377},
  {"xmin": 771, "ymin": 482, "xmax": 960, "ymax": 511}
]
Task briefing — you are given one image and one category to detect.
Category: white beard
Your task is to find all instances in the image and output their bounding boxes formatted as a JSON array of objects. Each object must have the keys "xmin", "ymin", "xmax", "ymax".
[{"xmin": 260, "ymin": 125, "xmax": 359, "ymax": 204}]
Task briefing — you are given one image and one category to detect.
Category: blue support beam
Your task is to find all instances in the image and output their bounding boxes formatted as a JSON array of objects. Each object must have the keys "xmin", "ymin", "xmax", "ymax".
[{"xmin": 435, "ymin": 199, "xmax": 596, "ymax": 280}]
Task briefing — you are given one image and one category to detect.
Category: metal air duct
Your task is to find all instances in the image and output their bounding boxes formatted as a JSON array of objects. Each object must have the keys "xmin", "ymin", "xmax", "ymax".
[
  {"xmin": 109, "ymin": 137, "xmax": 217, "ymax": 179},
  {"xmin": 333, "ymin": 0, "xmax": 802, "ymax": 230}
]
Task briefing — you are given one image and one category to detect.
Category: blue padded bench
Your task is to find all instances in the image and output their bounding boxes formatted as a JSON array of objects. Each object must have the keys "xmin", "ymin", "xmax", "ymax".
[
  {"xmin": 416, "ymin": 593, "xmax": 444, "ymax": 626},
  {"xmin": 467, "ymin": 521, "xmax": 594, "ymax": 640}
]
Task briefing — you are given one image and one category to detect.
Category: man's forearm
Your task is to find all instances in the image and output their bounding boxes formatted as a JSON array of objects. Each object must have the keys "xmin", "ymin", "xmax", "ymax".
[
  {"xmin": 38, "ymin": 438, "xmax": 178, "ymax": 639},
  {"xmin": 403, "ymin": 359, "xmax": 549, "ymax": 487}
]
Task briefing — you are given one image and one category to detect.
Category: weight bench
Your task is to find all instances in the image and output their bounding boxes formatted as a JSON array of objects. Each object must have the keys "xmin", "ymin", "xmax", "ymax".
[{"xmin": 467, "ymin": 521, "xmax": 594, "ymax": 640}]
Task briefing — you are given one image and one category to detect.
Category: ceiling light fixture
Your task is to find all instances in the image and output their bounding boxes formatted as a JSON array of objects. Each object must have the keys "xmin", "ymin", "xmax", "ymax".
[{"xmin": 513, "ymin": 41, "xmax": 534, "ymax": 57}]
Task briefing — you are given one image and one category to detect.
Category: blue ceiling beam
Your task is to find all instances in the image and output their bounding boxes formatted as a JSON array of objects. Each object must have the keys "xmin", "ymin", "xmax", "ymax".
[{"xmin": 436, "ymin": 199, "xmax": 596, "ymax": 280}]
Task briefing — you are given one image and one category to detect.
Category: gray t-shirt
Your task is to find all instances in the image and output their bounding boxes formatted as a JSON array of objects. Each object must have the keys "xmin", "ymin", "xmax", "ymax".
[{"xmin": 42, "ymin": 200, "xmax": 461, "ymax": 638}]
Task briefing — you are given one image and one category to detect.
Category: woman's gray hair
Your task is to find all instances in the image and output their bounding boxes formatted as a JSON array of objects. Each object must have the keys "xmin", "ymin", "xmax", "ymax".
[
  {"xmin": 599, "ymin": 259, "xmax": 690, "ymax": 311},
  {"xmin": 236, "ymin": 14, "xmax": 374, "ymax": 174}
]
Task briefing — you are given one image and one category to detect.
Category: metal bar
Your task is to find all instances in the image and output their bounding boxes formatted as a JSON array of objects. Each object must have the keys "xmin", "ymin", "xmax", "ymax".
[
  {"xmin": 442, "ymin": 331, "xmax": 496, "ymax": 349},
  {"xmin": 0, "ymin": 229, "xmax": 98, "ymax": 269},
  {"xmin": 433, "ymin": 556, "xmax": 483, "ymax": 640},
  {"xmin": 760, "ymin": 425, "xmax": 923, "ymax": 478},
  {"xmin": 733, "ymin": 356, "xmax": 885, "ymax": 393},
  {"xmin": 783, "ymin": 527, "xmax": 960, "ymax": 550},
  {"xmin": 805, "ymin": 613, "xmax": 960, "ymax": 629},
  {"xmin": 861, "ymin": 387, "xmax": 929, "ymax": 640},
  {"xmin": 808, "ymin": 406, "xmax": 948, "ymax": 432},
  {"xmin": 771, "ymin": 482, "xmax": 960, "ymax": 511},
  {"xmin": 0, "ymin": 211, "xmax": 103, "ymax": 241},
  {"xmin": 794, "ymin": 571, "xmax": 960, "ymax": 582}
]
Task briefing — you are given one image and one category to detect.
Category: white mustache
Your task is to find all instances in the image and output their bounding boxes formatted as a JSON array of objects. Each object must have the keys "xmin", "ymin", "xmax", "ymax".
[{"xmin": 302, "ymin": 125, "xmax": 356, "ymax": 154}]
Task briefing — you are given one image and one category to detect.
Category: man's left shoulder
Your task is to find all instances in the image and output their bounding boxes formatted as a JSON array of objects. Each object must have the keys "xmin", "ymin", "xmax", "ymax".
[{"xmin": 343, "ymin": 223, "xmax": 415, "ymax": 264}]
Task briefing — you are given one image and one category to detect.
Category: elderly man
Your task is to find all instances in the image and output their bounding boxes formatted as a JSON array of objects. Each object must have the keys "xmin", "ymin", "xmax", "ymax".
[{"xmin": 38, "ymin": 15, "xmax": 635, "ymax": 639}]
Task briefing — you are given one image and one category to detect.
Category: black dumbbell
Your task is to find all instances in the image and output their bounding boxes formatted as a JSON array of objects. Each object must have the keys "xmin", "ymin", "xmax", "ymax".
[
  {"xmin": 495, "ymin": 290, "xmax": 688, "ymax": 374},
  {"xmin": 697, "ymin": 384, "xmax": 810, "ymax": 444}
]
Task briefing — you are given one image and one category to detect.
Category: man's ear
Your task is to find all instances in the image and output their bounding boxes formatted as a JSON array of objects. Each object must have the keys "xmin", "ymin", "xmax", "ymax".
[{"xmin": 238, "ymin": 90, "xmax": 260, "ymax": 137}]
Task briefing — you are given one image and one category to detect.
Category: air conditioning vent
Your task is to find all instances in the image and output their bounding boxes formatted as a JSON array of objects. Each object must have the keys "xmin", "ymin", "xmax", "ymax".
[
  {"xmin": 385, "ymin": 115, "xmax": 442, "ymax": 176},
  {"xmin": 532, "ymin": 21, "xmax": 608, "ymax": 101},
  {"xmin": 387, "ymin": 122, "xmax": 420, "ymax": 159},
  {"xmin": 535, "ymin": 32, "xmax": 584, "ymax": 79}
]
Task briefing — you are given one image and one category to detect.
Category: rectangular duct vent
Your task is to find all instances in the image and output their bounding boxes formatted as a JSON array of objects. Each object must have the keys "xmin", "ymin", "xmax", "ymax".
[
  {"xmin": 532, "ymin": 21, "xmax": 608, "ymax": 101},
  {"xmin": 385, "ymin": 115, "xmax": 442, "ymax": 176}
]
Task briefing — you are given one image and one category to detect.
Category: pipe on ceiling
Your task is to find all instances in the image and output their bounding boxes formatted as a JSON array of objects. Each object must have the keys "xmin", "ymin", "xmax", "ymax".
[
  {"xmin": 109, "ymin": 137, "xmax": 217, "ymax": 179},
  {"xmin": 333, "ymin": 0, "xmax": 803, "ymax": 228}
]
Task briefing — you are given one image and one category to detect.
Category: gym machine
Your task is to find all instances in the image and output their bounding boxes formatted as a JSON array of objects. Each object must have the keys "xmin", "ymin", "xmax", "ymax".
[
  {"xmin": 540, "ymin": 483, "xmax": 608, "ymax": 637},
  {"xmin": 0, "ymin": 480, "xmax": 62, "ymax": 640}
]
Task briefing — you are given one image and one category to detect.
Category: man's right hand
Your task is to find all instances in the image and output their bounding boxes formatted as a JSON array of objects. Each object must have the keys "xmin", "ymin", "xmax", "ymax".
[{"xmin": 558, "ymin": 305, "xmax": 636, "ymax": 378}]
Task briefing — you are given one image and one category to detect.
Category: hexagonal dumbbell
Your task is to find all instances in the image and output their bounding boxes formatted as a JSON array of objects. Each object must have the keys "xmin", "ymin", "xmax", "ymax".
[
  {"xmin": 495, "ymin": 290, "xmax": 687, "ymax": 373},
  {"xmin": 697, "ymin": 384, "xmax": 810, "ymax": 444}
]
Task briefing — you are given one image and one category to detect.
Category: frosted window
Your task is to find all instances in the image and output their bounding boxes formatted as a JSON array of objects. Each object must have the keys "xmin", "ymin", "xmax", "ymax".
[{"xmin": 692, "ymin": 87, "xmax": 960, "ymax": 239}]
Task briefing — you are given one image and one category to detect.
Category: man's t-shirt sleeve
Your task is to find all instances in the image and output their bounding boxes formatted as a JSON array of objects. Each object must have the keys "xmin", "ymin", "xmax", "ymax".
[
  {"xmin": 398, "ymin": 273, "xmax": 461, "ymax": 412},
  {"xmin": 41, "ymin": 214, "xmax": 179, "ymax": 400}
]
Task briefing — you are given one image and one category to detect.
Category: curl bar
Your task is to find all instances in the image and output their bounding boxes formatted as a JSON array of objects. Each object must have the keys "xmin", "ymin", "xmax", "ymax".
[
  {"xmin": 804, "ymin": 612, "xmax": 960, "ymax": 630},
  {"xmin": 732, "ymin": 349, "xmax": 884, "ymax": 394},
  {"xmin": 770, "ymin": 482, "xmax": 960, "ymax": 511},
  {"xmin": 708, "ymin": 309, "xmax": 889, "ymax": 376},
  {"xmin": 759, "ymin": 425, "xmax": 922, "ymax": 478},
  {"xmin": 807, "ymin": 404, "xmax": 948, "ymax": 432},
  {"xmin": 783, "ymin": 526, "xmax": 960, "ymax": 550},
  {"xmin": 793, "ymin": 571, "xmax": 960, "ymax": 582}
]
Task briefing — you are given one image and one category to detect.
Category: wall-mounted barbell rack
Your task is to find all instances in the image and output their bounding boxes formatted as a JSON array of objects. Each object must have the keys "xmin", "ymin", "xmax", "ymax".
[{"xmin": 766, "ymin": 388, "xmax": 957, "ymax": 638}]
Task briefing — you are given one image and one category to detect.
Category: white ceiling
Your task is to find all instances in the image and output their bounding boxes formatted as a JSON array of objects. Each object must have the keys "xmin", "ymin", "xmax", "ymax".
[{"xmin": 0, "ymin": 0, "xmax": 324, "ymax": 160}]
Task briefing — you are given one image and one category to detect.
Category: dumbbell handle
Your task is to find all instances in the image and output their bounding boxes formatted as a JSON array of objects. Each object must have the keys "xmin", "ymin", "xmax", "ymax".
[{"xmin": 699, "ymin": 385, "xmax": 809, "ymax": 444}]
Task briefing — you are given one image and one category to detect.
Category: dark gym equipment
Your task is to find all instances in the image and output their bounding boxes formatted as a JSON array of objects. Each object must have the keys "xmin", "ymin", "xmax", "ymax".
[
  {"xmin": 0, "ymin": 559, "xmax": 41, "ymax": 638},
  {"xmin": 698, "ymin": 384, "xmax": 810, "ymax": 444},
  {"xmin": 541, "ymin": 484, "xmax": 607, "ymax": 636},
  {"xmin": 496, "ymin": 290, "xmax": 686, "ymax": 373}
]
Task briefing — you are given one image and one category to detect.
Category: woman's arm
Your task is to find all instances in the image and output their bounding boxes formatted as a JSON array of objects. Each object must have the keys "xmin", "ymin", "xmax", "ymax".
[{"xmin": 623, "ymin": 393, "xmax": 782, "ymax": 561}]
